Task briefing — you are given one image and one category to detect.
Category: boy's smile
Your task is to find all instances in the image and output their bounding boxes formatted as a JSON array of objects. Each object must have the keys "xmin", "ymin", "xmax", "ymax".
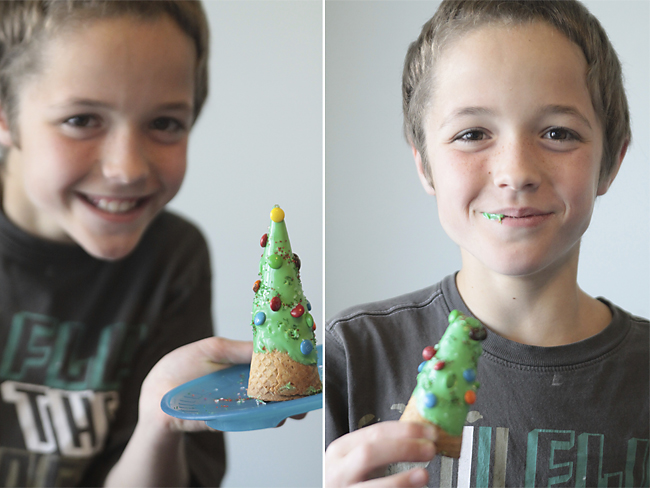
[
  {"xmin": 482, "ymin": 208, "xmax": 553, "ymax": 228},
  {"xmin": 0, "ymin": 15, "xmax": 196, "ymax": 260},
  {"xmin": 417, "ymin": 21, "xmax": 613, "ymax": 278}
]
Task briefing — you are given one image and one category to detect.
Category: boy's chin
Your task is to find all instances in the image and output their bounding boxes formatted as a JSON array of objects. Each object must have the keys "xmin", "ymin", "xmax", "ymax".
[{"xmin": 77, "ymin": 234, "xmax": 143, "ymax": 261}]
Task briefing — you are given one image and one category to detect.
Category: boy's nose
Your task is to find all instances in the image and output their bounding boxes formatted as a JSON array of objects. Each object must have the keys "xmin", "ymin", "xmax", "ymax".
[
  {"xmin": 101, "ymin": 128, "xmax": 150, "ymax": 184},
  {"xmin": 491, "ymin": 139, "xmax": 542, "ymax": 192}
]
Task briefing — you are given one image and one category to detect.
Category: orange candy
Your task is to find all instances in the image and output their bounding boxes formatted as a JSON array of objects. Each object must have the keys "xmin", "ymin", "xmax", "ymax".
[{"xmin": 464, "ymin": 390, "xmax": 476, "ymax": 405}]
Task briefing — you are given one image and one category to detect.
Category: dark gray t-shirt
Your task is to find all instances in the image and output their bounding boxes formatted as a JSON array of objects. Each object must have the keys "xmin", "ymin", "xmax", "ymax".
[
  {"xmin": 0, "ymin": 209, "xmax": 225, "ymax": 487},
  {"xmin": 325, "ymin": 274, "xmax": 649, "ymax": 487}
]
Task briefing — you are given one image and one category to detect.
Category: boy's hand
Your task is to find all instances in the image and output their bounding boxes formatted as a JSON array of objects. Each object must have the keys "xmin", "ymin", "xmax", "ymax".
[
  {"xmin": 106, "ymin": 337, "xmax": 304, "ymax": 486},
  {"xmin": 325, "ymin": 421, "xmax": 437, "ymax": 487},
  {"xmin": 139, "ymin": 336, "xmax": 254, "ymax": 432}
]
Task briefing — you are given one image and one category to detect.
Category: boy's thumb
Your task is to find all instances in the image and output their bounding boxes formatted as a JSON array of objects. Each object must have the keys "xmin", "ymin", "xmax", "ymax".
[{"xmin": 196, "ymin": 336, "xmax": 254, "ymax": 366}]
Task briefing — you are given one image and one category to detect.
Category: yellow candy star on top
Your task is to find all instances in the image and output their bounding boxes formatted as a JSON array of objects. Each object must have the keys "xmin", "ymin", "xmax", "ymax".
[{"xmin": 270, "ymin": 206, "xmax": 285, "ymax": 222}]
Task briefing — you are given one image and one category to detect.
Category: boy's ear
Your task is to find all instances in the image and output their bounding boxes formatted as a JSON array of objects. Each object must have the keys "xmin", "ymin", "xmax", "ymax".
[
  {"xmin": 0, "ymin": 107, "xmax": 14, "ymax": 148},
  {"xmin": 413, "ymin": 145, "xmax": 436, "ymax": 196},
  {"xmin": 597, "ymin": 139, "xmax": 628, "ymax": 196}
]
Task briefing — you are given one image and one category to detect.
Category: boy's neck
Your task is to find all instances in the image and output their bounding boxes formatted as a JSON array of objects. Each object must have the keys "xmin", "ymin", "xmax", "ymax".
[{"xmin": 456, "ymin": 249, "xmax": 612, "ymax": 347}]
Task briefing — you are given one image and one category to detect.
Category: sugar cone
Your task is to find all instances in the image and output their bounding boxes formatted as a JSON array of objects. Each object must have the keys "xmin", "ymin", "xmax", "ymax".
[
  {"xmin": 247, "ymin": 350, "xmax": 322, "ymax": 402},
  {"xmin": 400, "ymin": 396, "xmax": 463, "ymax": 458}
]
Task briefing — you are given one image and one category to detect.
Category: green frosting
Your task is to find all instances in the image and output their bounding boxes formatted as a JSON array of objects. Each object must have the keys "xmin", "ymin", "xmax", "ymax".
[
  {"xmin": 251, "ymin": 206, "xmax": 318, "ymax": 365},
  {"xmin": 482, "ymin": 212, "xmax": 504, "ymax": 223},
  {"xmin": 412, "ymin": 310, "xmax": 486, "ymax": 436}
]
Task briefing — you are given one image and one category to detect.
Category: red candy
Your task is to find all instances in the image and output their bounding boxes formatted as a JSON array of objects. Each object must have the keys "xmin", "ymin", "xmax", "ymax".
[
  {"xmin": 464, "ymin": 390, "xmax": 476, "ymax": 405},
  {"xmin": 253, "ymin": 280, "xmax": 261, "ymax": 293},
  {"xmin": 260, "ymin": 233, "xmax": 268, "ymax": 247},
  {"xmin": 270, "ymin": 296, "xmax": 281, "ymax": 311},
  {"xmin": 312, "ymin": 323, "xmax": 316, "ymax": 331},
  {"xmin": 422, "ymin": 346, "xmax": 436, "ymax": 361},
  {"xmin": 434, "ymin": 361, "xmax": 446, "ymax": 371},
  {"xmin": 291, "ymin": 304, "xmax": 305, "ymax": 318}
]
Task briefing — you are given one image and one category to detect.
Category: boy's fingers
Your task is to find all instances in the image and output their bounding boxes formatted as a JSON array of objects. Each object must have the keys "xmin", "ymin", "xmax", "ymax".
[
  {"xmin": 327, "ymin": 421, "xmax": 436, "ymax": 459},
  {"xmin": 360, "ymin": 468, "xmax": 429, "ymax": 488},
  {"xmin": 342, "ymin": 438, "xmax": 435, "ymax": 482},
  {"xmin": 275, "ymin": 413, "xmax": 308, "ymax": 428},
  {"xmin": 325, "ymin": 422, "xmax": 437, "ymax": 486},
  {"xmin": 194, "ymin": 336, "xmax": 254, "ymax": 366},
  {"xmin": 148, "ymin": 337, "xmax": 253, "ymax": 391}
]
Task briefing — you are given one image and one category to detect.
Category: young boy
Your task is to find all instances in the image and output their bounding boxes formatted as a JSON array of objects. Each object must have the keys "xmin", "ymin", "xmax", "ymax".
[
  {"xmin": 0, "ymin": 2, "xmax": 253, "ymax": 486},
  {"xmin": 325, "ymin": 1, "xmax": 649, "ymax": 487}
]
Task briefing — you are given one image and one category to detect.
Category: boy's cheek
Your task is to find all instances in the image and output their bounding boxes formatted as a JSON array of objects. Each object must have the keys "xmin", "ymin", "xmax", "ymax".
[{"xmin": 161, "ymin": 153, "xmax": 188, "ymax": 198}]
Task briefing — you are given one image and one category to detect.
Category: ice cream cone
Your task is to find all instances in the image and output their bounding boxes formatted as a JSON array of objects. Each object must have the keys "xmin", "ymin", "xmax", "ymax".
[
  {"xmin": 400, "ymin": 311, "xmax": 486, "ymax": 458},
  {"xmin": 247, "ymin": 350, "xmax": 322, "ymax": 401},
  {"xmin": 400, "ymin": 395, "xmax": 462, "ymax": 458},
  {"xmin": 247, "ymin": 206, "xmax": 321, "ymax": 401}
]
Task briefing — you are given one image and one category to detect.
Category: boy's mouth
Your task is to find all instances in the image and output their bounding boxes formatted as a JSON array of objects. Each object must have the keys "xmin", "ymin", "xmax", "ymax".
[
  {"xmin": 483, "ymin": 208, "xmax": 553, "ymax": 225},
  {"xmin": 80, "ymin": 194, "xmax": 148, "ymax": 215},
  {"xmin": 482, "ymin": 212, "xmax": 504, "ymax": 223}
]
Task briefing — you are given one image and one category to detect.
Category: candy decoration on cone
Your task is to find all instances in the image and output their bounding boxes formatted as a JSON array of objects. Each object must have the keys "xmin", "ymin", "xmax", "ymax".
[
  {"xmin": 247, "ymin": 205, "xmax": 322, "ymax": 401},
  {"xmin": 400, "ymin": 310, "xmax": 486, "ymax": 458}
]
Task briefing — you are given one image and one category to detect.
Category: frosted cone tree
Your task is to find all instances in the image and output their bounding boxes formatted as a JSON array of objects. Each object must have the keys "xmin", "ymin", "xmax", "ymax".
[
  {"xmin": 247, "ymin": 206, "xmax": 321, "ymax": 401},
  {"xmin": 401, "ymin": 310, "xmax": 487, "ymax": 457}
]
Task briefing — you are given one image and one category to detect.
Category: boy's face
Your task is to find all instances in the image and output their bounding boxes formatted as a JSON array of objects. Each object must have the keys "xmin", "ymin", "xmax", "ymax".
[
  {"xmin": 0, "ymin": 15, "xmax": 195, "ymax": 260},
  {"xmin": 417, "ymin": 22, "xmax": 609, "ymax": 278}
]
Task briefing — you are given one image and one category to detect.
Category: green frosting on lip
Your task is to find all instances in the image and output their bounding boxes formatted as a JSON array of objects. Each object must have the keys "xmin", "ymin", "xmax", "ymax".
[
  {"xmin": 482, "ymin": 212, "xmax": 504, "ymax": 223},
  {"xmin": 412, "ymin": 310, "xmax": 486, "ymax": 436},
  {"xmin": 250, "ymin": 206, "xmax": 318, "ymax": 365}
]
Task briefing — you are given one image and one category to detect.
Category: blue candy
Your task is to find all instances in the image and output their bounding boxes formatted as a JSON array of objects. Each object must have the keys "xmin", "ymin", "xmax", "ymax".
[
  {"xmin": 300, "ymin": 339, "xmax": 313, "ymax": 355},
  {"xmin": 418, "ymin": 361, "xmax": 426, "ymax": 373},
  {"xmin": 254, "ymin": 312, "xmax": 266, "ymax": 326},
  {"xmin": 306, "ymin": 300, "xmax": 312, "ymax": 311},
  {"xmin": 463, "ymin": 368, "xmax": 476, "ymax": 382},
  {"xmin": 424, "ymin": 393, "xmax": 437, "ymax": 408}
]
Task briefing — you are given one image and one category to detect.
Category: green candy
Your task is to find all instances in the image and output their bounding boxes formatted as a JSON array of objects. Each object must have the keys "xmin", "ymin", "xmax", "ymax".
[{"xmin": 268, "ymin": 254, "xmax": 283, "ymax": 269}]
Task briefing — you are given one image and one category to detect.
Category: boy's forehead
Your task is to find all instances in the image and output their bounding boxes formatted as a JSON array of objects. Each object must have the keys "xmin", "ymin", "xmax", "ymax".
[
  {"xmin": 35, "ymin": 16, "xmax": 195, "ymax": 108},
  {"xmin": 430, "ymin": 22, "xmax": 595, "ymax": 126},
  {"xmin": 438, "ymin": 22, "xmax": 585, "ymax": 79}
]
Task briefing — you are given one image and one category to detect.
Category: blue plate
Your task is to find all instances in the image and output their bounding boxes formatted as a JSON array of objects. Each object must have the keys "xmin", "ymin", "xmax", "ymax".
[{"xmin": 161, "ymin": 345, "xmax": 322, "ymax": 431}]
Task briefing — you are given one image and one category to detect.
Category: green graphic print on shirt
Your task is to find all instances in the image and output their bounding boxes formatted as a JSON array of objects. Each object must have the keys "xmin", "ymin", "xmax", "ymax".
[
  {"xmin": 388, "ymin": 414, "xmax": 649, "ymax": 487},
  {"xmin": 0, "ymin": 311, "xmax": 147, "ymax": 460}
]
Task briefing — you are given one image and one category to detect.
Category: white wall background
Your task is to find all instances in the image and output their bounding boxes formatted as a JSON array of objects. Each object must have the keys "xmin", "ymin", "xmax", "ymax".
[
  {"xmin": 164, "ymin": 0, "xmax": 648, "ymax": 484},
  {"xmin": 168, "ymin": 1, "xmax": 322, "ymax": 487},
  {"xmin": 325, "ymin": 0, "xmax": 649, "ymax": 322}
]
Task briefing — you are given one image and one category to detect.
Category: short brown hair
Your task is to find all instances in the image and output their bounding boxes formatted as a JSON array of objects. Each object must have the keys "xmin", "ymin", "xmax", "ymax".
[
  {"xmin": 403, "ymin": 0, "xmax": 630, "ymax": 186},
  {"xmin": 0, "ymin": 0, "xmax": 209, "ymax": 149}
]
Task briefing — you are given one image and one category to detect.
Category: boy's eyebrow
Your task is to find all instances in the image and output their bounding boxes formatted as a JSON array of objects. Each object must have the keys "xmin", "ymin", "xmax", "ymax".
[
  {"xmin": 156, "ymin": 102, "xmax": 194, "ymax": 112},
  {"xmin": 539, "ymin": 104, "xmax": 592, "ymax": 129},
  {"xmin": 53, "ymin": 98, "xmax": 193, "ymax": 112},
  {"xmin": 438, "ymin": 105, "xmax": 593, "ymax": 129},
  {"xmin": 53, "ymin": 98, "xmax": 109, "ymax": 109},
  {"xmin": 438, "ymin": 106, "xmax": 495, "ymax": 130}
]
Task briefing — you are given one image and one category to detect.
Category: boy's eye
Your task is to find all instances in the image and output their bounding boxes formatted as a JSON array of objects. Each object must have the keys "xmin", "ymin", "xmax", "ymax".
[
  {"xmin": 543, "ymin": 127, "xmax": 579, "ymax": 141},
  {"xmin": 64, "ymin": 114, "xmax": 99, "ymax": 128},
  {"xmin": 151, "ymin": 117, "xmax": 184, "ymax": 133},
  {"xmin": 454, "ymin": 129, "xmax": 487, "ymax": 142}
]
